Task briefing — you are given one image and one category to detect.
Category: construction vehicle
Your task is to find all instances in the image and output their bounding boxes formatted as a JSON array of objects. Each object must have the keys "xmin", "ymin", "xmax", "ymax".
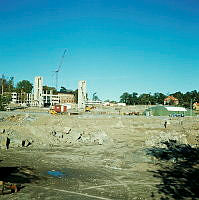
[
  {"xmin": 49, "ymin": 105, "xmax": 67, "ymax": 115},
  {"xmin": 85, "ymin": 105, "xmax": 96, "ymax": 112},
  {"xmin": 49, "ymin": 109, "xmax": 57, "ymax": 115}
]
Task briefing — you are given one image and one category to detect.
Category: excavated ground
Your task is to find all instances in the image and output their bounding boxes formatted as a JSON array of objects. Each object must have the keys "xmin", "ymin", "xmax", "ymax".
[{"xmin": 0, "ymin": 109, "xmax": 198, "ymax": 200}]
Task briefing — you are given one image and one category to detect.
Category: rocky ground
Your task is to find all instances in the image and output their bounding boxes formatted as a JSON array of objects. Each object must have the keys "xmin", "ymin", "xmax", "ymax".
[{"xmin": 0, "ymin": 107, "xmax": 198, "ymax": 199}]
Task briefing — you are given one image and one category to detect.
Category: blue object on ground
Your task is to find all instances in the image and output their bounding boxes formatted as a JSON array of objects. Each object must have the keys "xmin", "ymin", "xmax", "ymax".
[{"xmin": 48, "ymin": 170, "xmax": 64, "ymax": 177}]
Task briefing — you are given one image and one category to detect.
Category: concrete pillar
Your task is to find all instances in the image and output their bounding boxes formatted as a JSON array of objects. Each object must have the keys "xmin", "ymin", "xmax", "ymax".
[
  {"xmin": 78, "ymin": 80, "xmax": 87, "ymax": 110},
  {"xmin": 34, "ymin": 76, "xmax": 43, "ymax": 107}
]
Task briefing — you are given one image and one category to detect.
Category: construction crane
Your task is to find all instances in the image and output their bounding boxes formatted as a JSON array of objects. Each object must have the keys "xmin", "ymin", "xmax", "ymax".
[{"xmin": 53, "ymin": 49, "xmax": 67, "ymax": 90}]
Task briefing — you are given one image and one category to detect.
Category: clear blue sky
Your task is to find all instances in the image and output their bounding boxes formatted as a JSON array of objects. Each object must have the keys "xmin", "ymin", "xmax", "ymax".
[{"xmin": 0, "ymin": 0, "xmax": 199, "ymax": 101}]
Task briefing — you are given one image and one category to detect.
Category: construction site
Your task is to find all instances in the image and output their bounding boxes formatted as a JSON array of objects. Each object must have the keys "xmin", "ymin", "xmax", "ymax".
[
  {"xmin": 0, "ymin": 58, "xmax": 199, "ymax": 200},
  {"xmin": 1, "ymin": 1, "xmax": 199, "ymax": 199},
  {"xmin": 0, "ymin": 95, "xmax": 199, "ymax": 199}
]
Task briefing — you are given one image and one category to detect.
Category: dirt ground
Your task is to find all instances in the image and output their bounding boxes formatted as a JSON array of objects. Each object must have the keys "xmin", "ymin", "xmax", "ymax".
[{"xmin": 0, "ymin": 107, "xmax": 198, "ymax": 199}]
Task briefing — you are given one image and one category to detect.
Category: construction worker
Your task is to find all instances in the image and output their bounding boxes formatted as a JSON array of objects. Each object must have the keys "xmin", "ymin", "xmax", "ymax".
[{"xmin": 164, "ymin": 121, "xmax": 167, "ymax": 128}]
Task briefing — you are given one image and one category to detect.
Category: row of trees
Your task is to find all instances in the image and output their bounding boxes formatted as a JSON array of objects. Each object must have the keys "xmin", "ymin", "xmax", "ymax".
[
  {"xmin": 0, "ymin": 77, "xmax": 34, "ymax": 109},
  {"xmin": 120, "ymin": 91, "xmax": 199, "ymax": 108},
  {"xmin": 0, "ymin": 77, "xmax": 33, "ymax": 94}
]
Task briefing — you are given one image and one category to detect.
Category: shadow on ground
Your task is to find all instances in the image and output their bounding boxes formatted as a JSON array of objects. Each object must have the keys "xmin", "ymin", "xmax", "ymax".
[
  {"xmin": 146, "ymin": 140, "xmax": 199, "ymax": 200},
  {"xmin": 0, "ymin": 166, "xmax": 40, "ymax": 184}
]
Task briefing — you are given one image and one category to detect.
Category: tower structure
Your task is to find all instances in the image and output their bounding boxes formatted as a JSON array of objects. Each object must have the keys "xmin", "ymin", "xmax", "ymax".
[
  {"xmin": 34, "ymin": 76, "xmax": 43, "ymax": 106},
  {"xmin": 78, "ymin": 80, "xmax": 87, "ymax": 109}
]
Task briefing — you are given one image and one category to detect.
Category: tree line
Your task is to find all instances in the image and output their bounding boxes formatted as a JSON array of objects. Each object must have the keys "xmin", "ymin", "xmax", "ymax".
[
  {"xmin": 0, "ymin": 77, "xmax": 34, "ymax": 109},
  {"xmin": 1, "ymin": 76, "xmax": 199, "ymax": 109},
  {"xmin": 120, "ymin": 91, "xmax": 199, "ymax": 108},
  {"xmin": 0, "ymin": 77, "xmax": 33, "ymax": 94}
]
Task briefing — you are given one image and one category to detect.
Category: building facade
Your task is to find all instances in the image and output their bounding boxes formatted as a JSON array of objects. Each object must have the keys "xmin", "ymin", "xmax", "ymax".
[
  {"xmin": 58, "ymin": 93, "xmax": 76, "ymax": 104},
  {"xmin": 11, "ymin": 76, "xmax": 76, "ymax": 107},
  {"xmin": 11, "ymin": 92, "xmax": 33, "ymax": 105}
]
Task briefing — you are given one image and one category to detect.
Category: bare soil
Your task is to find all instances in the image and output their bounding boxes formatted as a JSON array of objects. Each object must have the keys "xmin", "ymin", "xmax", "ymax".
[{"xmin": 0, "ymin": 108, "xmax": 198, "ymax": 199}]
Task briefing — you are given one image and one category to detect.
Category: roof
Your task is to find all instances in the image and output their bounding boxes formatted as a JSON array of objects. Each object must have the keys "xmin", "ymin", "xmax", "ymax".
[
  {"xmin": 165, "ymin": 106, "xmax": 187, "ymax": 112},
  {"xmin": 164, "ymin": 96, "xmax": 179, "ymax": 101}
]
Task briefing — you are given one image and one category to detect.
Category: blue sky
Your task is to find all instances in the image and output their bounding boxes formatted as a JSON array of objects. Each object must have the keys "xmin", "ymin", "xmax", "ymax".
[{"xmin": 0, "ymin": 0, "xmax": 199, "ymax": 100}]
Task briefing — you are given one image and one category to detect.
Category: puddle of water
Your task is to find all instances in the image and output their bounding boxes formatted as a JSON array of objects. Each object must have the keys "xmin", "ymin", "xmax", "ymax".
[{"xmin": 47, "ymin": 170, "xmax": 64, "ymax": 178}]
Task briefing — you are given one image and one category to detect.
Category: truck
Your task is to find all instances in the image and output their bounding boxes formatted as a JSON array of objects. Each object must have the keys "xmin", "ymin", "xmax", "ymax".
[{"xmin": 49, "ymin": 105, "xmax": 67, "ymax": 115}]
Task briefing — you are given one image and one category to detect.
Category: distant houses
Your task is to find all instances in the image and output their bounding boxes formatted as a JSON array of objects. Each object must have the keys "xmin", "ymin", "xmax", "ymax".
[
  {"xmin": 164, "ymin": 96, "xmax": 179, "ymax": 105},
  {"xmin": 193, "ymin": 102, "xmax": 199, "ymax": 111}
]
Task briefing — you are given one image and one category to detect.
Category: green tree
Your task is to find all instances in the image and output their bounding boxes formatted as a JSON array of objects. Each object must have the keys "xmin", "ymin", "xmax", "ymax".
[
  {"xmin": 0, "ymin": 76, "xmax": 15, "ymax": 94},
  {"xmin": 0, "ymin": 96, "xmax": 4, "ymax": 110},
  {"xmin": 138, "ymin": 93, "xmax": 152, "ymax": 105},
  {"xmin": 131, "ymin": 92, "xmax": 138, "ymax": 104},
  {"xmin": 60, "ymin": 86, "xmax": 67, "ymax": 93},
  {"xmin": 73, "ymin": 89, "xmax": 78, "ymax": 103},
  {"xmin": 104, "ymin": 99, "xmax": 110, "ymax": 102},
  {"xmin": 182, "ymin": 90, "xmax": 199, "ymax": 108},
  {"xmin": 153, "ymin": 93, "xmax": 166, "ymax": 104},
  {"xmin": 43, "ymin": 85, "xmax": 57, "ymax": 94},
  {"xmin": 16, "ymin": 80, "xmax": 33, "ymax": 93},
  {"xmin": 7, "ymin": 77, "xmax": 14, "ymax": 92},
  {"xmin": 120, "ymin": 92, "xmax": 133, "ymax": 105},
  {"xmin": 92, "ymin": 93, "xmax": 100, "ymax": 101},
  {"xmin": 0, "ymin": 94, "xmax": 11, "ymax": 110},
  {"xmin": 59, "ymin": 86, "xmax": 73, "ymax": 94}
]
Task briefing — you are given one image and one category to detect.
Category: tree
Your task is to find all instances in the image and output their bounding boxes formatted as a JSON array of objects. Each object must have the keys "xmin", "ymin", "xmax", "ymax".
[
  {"xmin": 92, "ymin": 93, "xmax": 100, "ymax": 101},
  {"xmin": 0, "ymin": 94, "xmax": 11, "ymax": 110},
  {"xmin": 0, "ymin": 96, "xmax": 4, "ymax": 110},
  {"xmin": 104, "ymin": 99, "xmax": 110, "ymax": 102},
  {"xmin": 153, "ymin": 93, "xmax": 166, "ymax": 104},
  {"xmin": 0, "ymin": 76, "xmax": 15, "ymax": 94},
  {"xmin": 132, "ymin": 92, "xmax": 138, "ymax": 105},
  {"xmin": 16, "ymin": 80, "xmax": 33, "ymax": 93},
  {"xmin": 7, "ymin": 77, "xmax": 14, "ymax": 92},
  {"xmin": 120, "ymin": 92, "xmax": 134, "ymax": 105},
  {"xmin": 120, "ymin": 92, "xmax": 130, "ymax": 104},
  {"xmin": 138, "ymin": 93, "xmax": 152, "ymax": 105},
  {"xmin": 59, "ymin": 86, "xmax": 73, "ymax": 94},
  {"xmin": 73, "ymin": 89, "xmax": 78, "ymax": 103},
  {"xmin": 43, "ymin": 85, "xmax": 57, "ymax": 94},
  {"xmin": 60, "ymin": 86, "xmax": 67, "ymax": 93}
]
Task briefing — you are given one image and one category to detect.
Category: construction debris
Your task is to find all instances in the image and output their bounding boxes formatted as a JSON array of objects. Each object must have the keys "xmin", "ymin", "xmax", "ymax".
[{"xmin": 0, "ymin": 181, "xmax": 20, "ymax": 195}]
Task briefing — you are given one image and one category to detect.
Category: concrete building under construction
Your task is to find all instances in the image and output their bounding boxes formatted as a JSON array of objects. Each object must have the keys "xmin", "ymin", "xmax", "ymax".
[
  {"xmin": 78, "ymin": 80, "xmax": 87, "ymax": 110},
  {"xmin": 11, "ymin": 76, "xmax": 76, "ymax": 107}
]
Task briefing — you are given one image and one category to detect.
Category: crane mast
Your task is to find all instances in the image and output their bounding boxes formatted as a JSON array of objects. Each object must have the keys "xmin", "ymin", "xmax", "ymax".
[{"xmin": 54, "ymin": 49, "xmax": 67, "ymax": 90}]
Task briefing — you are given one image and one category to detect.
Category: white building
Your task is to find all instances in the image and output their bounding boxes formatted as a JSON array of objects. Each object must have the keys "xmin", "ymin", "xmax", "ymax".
[
  {"xmin": 11, "ymin": 92, "xmax": 33, "ymax": 105},
  {"xmin": 10, "ymin": 76, "xmax": 78, "ymax": 108}
]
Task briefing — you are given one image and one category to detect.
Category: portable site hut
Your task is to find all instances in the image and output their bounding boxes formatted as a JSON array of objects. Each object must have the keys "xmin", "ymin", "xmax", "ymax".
[{"xmin": 144, "ymin": 106, "xmax": 195, "ymax": 116}]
